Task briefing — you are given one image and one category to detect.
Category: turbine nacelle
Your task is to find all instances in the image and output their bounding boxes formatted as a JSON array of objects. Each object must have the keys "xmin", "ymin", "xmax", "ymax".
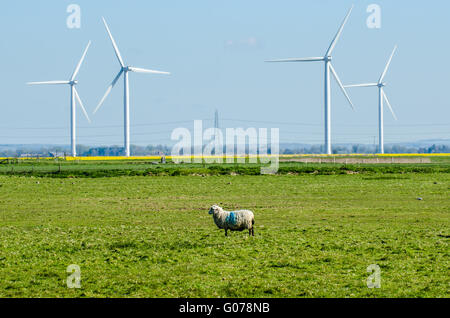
[
  {"xmin": 69, "ymin": 80, "xmax": 78, "ymax": 86},
  {"xmin": 378, "ymin": 82, "xmax": 386, "ymax": 88},
  {"xmin": 324, "ymin": 56, "xmax": 332, "ymax": 62}
]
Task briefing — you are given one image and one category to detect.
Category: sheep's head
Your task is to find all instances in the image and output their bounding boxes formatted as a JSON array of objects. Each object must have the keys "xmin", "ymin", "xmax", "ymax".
[{"xmin": 209, "ymin": 205, "xmax": 221, "ymax": 215}]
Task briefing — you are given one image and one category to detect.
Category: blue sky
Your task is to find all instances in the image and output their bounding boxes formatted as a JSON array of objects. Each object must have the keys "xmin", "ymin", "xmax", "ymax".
[{"xmin": 0, "ymin": 0, "xmax": 449, "ymax": 146}]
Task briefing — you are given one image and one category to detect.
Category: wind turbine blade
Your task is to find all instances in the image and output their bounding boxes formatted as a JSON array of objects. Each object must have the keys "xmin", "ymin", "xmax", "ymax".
[
  {"xmin": 265, "ymin": 57, "xmax": 325, "ymax": 63},
  {"xmin": 102, "ymin": 17, "xmax": 125, "ymax": 67},
  {"xmin": 325, "ymin": 5, "xmax": 353, "ymax": 56},
  {"xmin": 329, "ymin": 63, "xmax": 355, "ymax": 111},
  {"xmin": 344, "ymin": 83, "xmax": 378, "ymax": 88},
  {"xmin": 382, "ymin": 90, "xmax": 398, "ymax": 121},
  {"xmin": 27, "ymin": 81, "xmax": 70, "ymax": 85},
  {"xmin": 129, "ymin": 67, "xmax": 170, "ymax": 75},
  {"xmin": 93, "ymin": 69, "xmax": 124, "ymax": 114},
  {"xmin": 74, "ymin": 88, "xmax": 91, "ymax": 123},
  {"xmin": 71, "ymin": 41, "xmax": 92, "ymax": 81},
  {"xmin": 379, "ymin": 45, "xmax": 397, "ymax": 83}
]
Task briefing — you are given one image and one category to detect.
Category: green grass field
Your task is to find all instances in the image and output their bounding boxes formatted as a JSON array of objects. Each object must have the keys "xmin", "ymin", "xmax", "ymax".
[{"xmin": 0, "ymin": 160, "xmax": 448, "ymax": 297}]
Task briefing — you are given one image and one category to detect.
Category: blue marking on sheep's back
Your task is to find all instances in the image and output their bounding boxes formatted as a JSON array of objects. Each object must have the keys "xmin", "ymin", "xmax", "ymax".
[{"xmin": 226, "ymin": 212, "xmax": 237, "ymax": 225}]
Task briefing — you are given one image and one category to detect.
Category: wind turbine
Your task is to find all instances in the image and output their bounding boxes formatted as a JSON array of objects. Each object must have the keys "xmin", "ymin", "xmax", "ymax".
[
  {"xmin": 344, "ymin": 46, "xmax": 398, "ymax": 154},
  {"xmin": 266, "ymin": 6, "xmax": 355, "ymax": 155},
  {"xmin": 27, "ymin": 41, "xmax": 92, "ymax": 157},
  {"xmin": 94, "ymin": 17, "xmax": 170, "ymax": 157}
]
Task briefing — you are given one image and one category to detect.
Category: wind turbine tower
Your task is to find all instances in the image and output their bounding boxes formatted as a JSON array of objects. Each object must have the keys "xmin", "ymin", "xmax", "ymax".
[
  {"xmin": 345, "ymin": 46, "xmax": 398, "ymax": 154},
  {"xmin": 94, "ymin": 18, "xmax": 170, "ymax": 157},
  {"xmin": 266, "ymin": 6, "xmax": 355, "ymax": 155},
  {"xmin": 27, "ymin": 41, "xmax": 92, "ymax": 157},
  {"xmin": 214, "ymin": 109, "xmax": 219, "ymax": 129}
]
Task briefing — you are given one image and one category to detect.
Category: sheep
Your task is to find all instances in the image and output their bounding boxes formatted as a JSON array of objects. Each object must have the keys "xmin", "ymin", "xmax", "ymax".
[{"xmin": 208, "ymin": 205, "xmax": 255, "ymax": 236}]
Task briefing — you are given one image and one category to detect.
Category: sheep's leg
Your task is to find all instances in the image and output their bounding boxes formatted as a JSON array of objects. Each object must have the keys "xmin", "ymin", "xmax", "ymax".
[
  {"xmin": 252, "ymin": 227, "xmax": 254, "ymax": 236},
  {"xmin": 225, "ymin": 228, "xmax": 228, "ymax": 236},
  {"xmin": 249, "ymin": 229, "xmax": 252, "ymax": 236}
]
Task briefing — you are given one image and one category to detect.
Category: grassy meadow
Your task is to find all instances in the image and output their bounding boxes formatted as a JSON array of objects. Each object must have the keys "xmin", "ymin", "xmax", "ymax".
[{"xmin": 0, "ymin": 158, "xmax": 448, "ymax": 297}]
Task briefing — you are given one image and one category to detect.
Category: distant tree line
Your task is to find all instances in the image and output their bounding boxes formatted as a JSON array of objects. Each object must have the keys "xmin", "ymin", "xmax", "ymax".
[
  {"xmin": 76, "ymin": 144, "xmax": 172, "ymax": 157},
  {"xmin": 281, "ymin": 144, "xmax": 450, "ymax": 155},
  {"xmin": 417, "ymin": 144, "xmax": 450, "ymax": 154},
  {"xmin": 0, "ymin": 143, "xmax": 448, "ymax": 157}
]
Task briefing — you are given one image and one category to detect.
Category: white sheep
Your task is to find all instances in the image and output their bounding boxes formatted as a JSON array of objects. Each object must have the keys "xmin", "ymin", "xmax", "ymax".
[{"xmin": 208, "ymin": 205, "xmax": 255, "ymax": 236}]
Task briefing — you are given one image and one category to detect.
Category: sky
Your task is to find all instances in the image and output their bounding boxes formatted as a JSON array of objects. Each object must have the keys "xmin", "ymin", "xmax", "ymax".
[{"xmin": 0, "ymin": 0, "xmax": 449, "ymax": 146}]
